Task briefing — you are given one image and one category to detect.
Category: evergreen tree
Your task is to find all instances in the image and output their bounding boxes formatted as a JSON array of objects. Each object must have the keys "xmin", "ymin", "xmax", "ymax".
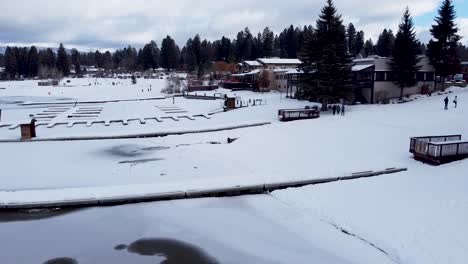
[
  {"xmin": 347, "ymin": 23, "xmax": 357, "ymax": 56},
  {"xmin": 95, "ymin": 50, "xmax": 104, "ymax": 68},
  {"xmin": 184, "ymin": 38, "xmax": 197, "ymax": 72},
  {"xmin": 242, "ymin": 28, "xmax": 254, "ymax": 60},
  {"xmin": 56, "ymin": 43, "xmax": 70, "ymax": 76},
  {"xmin": 160, "ymin": 35, "xmax": 178, "ymax": 70},
  {"xmin": 363, "ymin": 39, "xmax": 375, "ymax": 57},
  {"xmin": 71, "ymin": 49, "xmax": 81, "ymax": 75},
  {"xmin": 427, "ymin": 0, "xmax": 461, "ymax": 80},
  {"xmin": 299, "ymin": 0, "xmax": 353, "ymax": 103},
  {"xmin": 141, "ymin": 41, "xmax": 160, "ymax": 70},
  {"xmin": 27, "ymin": 46, "xmax": 39, "ymax": 77},
  {"xmin": 286, "ymin": 25, "xmax": 299, "ymax": 58},
  {"xmin": 103, "ymin": 51, "xmax": 113, "ymax": 70},
  {"xmin": 16, "ymin": 47, "xmax": 29, "ymax": 77},
  {"xmin": 390, "ymin": 8, "xmax": 422, "ymax": 100},
  {"xmin": 262, "ymin": 27, "xmax": 274, "ymax": 58},
  {"xmin": 375, "ymin": 29, "xmax": 395, "ymax": 57},
  {"xmin": 354, "ymin": 31, "xmax": 365, "ymax": 56},
  {"xmin": 4, "ymin": 46, "xmax": 17, "ymax": 79}
]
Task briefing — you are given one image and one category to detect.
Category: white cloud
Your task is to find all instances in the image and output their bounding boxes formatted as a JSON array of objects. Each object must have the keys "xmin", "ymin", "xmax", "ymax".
[
  {"xmin": 458, "ymin": 18, "xmax": 468, "ymax": 45},
  {"xmin": 0, "ymin": 0, "xmax": 463, "ymax": 50}
]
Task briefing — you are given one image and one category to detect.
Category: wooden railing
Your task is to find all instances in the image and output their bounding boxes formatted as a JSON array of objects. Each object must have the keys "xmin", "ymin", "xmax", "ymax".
[
  {"xmin": 278, "ymin": 108, "xmax": 320, "ymax": 122},
  {"xmin": 410, "ymin": 135, "xmax": 468, "ymax": 164}
]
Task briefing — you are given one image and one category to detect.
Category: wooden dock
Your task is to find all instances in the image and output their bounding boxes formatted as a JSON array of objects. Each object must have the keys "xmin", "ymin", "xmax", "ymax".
[{"xmin": 410, "ymin": 135, "xmax": 468, "ymax": 165}]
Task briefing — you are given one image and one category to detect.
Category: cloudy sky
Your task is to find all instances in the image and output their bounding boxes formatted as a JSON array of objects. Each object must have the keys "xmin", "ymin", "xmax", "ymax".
[{"xmin": 0, "ymin": 0, "xmax": 467, "ymax": 51}]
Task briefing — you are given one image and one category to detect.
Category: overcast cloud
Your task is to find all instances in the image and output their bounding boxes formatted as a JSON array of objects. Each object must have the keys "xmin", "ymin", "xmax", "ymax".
[{"xmin": 0, "ymin": 0, "xmax": 467, "ymax": 51}]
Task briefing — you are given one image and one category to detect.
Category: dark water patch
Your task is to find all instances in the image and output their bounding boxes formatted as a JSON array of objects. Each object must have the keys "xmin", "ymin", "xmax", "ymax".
[
  {"xmin": 105, "ymin": 145, "xmax": 170, "ymax": 158},
  {"xmin": 43, "ymin": 257, "xmax": 78, "ymax": 264},
  {"xmin": 118, "ymin": 238, "xmax": 219, "ymax": 264},
  {"xmin": 114, "ymin": 244, "xmax": 127, "ymax": 251},
  {"xmin": 0, "ymin": 208, "xmax": 84, "ymax": 223}
]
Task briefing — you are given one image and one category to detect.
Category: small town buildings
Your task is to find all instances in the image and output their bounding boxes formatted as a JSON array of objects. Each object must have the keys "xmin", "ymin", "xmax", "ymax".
[
  {"xmin": 232, "ymin": 58, "xmax": 303, "ymax": 93},
  {"xmin": 352, "ymin": 56, "xmax": 436, "ymax": 103}
]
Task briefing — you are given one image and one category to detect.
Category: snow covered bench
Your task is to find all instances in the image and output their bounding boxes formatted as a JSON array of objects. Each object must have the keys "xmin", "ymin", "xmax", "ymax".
[{"xmin": 410, "ymin": 135, "xmax": 468, "ymax": 165}]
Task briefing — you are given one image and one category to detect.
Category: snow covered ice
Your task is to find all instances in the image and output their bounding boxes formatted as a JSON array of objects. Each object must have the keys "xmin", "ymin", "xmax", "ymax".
[{"xmin": 0, "ymin": 78, "xmax": 468, "ymax": 263}]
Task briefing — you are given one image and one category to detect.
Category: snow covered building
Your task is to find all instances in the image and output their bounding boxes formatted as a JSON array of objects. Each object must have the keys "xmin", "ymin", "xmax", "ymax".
[
  {"xmin": 237, "ymin": 61, "xmax": 263, "ymax": 73},
  {"xmin": 256, "ymin": 58, "xmax": 302, "ymax": 70},
  {"xmin": 237, "ymin": 58, "xmax": 302, "ymax": 73},
  {"xmin": 232, "ymin": 58, "xmax": 303, "ymax": 93},
  {"xmin": 352, "ymin": 56, "xmax": 436, "ymax": 103}
]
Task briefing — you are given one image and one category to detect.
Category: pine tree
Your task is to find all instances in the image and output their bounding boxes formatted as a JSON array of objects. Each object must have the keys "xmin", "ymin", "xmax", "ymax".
[
  {"xmin": 262, "ymin": 27, "xmax": 274, "ymax": 58},
  {"xmin": 376, "ymin": 29, "xmax": 395, "ymax": 57},
  {"xmin": 56, "ymin": 43, "xmax": 70, "ymax": 76},
  {"xmin": 355, "ymin": 31, "xmax": 365, "ymax": 56},
  {"xmin": 142, "ymin": 41, "xmax": 160, "ymax": 70},
  {"xmin": 299, "ymin": 0, "xmax": 353, "ymax": 103},
  {"xmin": 286, "ymin": 25, "xmax": 299, "ymax": 58},
  {"xmin": 71, "ymin": 49, "xmax": 81, "ymax": 76},
  {"xmin": 363, "ymin": 39, "xmax": 375, "ymax": 57},
  {"xmin": 427, "ymin": 0, "xmax": 461, "ymax": 80},
  {"xmin": 27, "ymin": 46, "xmax": 39, "ymax": 77},
  {"xmin": 4, "ymin": 46, "xmax": 18, "ymax": 79},
  {"xmin": 103, "ymin": 51, "xmax": 113, "ymax": 70},
  {"xmin": 390, "ymin": 8, "xmax": 422, "ymax": 100},
  {"xmin": 15, "ymin": 47, "xmax": 29, "ymax": 77},
  {"xmin": 160, "ymin": 36, "xmax": 178, "ymax": 70},
  {"xmin": 347, "ymin": 23, "xmax": 357, "ymax": 56}
]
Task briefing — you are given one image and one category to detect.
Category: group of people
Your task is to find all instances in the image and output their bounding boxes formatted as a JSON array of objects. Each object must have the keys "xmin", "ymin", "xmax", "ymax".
[
  {"xmin": 331, "ymin": 104, "xmax": 345, "ymax": 116},
  {"xmin": 444, "ymin": 96, "xmax": 458, "ymax": 110}
]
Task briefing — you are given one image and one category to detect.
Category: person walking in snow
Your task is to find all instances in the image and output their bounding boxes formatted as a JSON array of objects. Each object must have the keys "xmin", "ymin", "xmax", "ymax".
[
  {"xmin": 444, "ymin": 97, "xmax": 449, "ymax": 110},
  {"xmin": 454, "ymin": 96, "xmax": 458, "ymax": 108},
  {"xmin": 341, "ymin": 104, "xmax": 345, "ymax": 116},
  {"xmin": 337, "ymin": 105, "xmax": 341, "ymax": 115},
  {"xmin": 332, "ymin": 105, "xmax": 337, "ymax": 115}
]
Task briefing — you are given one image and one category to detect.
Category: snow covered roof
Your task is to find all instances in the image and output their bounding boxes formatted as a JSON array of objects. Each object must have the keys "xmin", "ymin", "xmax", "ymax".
[
  {"xmin": 286, "ymin": 69, "xmax": 304, "ymax": 74},
  {"xmin": 461, "ymin": 61, "xmax": 468, "ymax": 66},
  {"xmin": 352, "ymin": 64, "xmax": 374, "ymax": 72},
  {"xmin": 353, "ymin": 56, "xmax": 434, "ymax": 72},
  {"xmin": 244, "ymin": 61, "xmax": 262, "ymax": 67},
  {"xmin": 244, "ymin": 69, "xmax": 261, "ymax": 75},
  {"xmin": 257, "ymin": 58, "xmax": 302, "ymax": 65},
  {"xmin": 0, "ymin": 67, "xmax": 4, "ymax": 73},
  {"xmin": 231, "ymin": 73, "xmax": 245, "ymax": 77}
]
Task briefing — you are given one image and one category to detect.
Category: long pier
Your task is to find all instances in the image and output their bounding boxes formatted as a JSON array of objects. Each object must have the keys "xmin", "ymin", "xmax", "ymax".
[{"xmin": 0, "ymin": 167, "xmax": 407, "ymax": 210}]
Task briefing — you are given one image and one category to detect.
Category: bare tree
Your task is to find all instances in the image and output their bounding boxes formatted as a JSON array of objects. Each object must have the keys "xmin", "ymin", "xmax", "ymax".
[{"xmin": 257, "ymin": 70, "xmax": 272, "ymax": 92}]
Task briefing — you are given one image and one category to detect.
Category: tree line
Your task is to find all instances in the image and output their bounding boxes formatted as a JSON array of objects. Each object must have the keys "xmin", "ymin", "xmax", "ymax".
[{"xmin": 0, "ymin": 0, "xmax": 466, "ymax": 83}]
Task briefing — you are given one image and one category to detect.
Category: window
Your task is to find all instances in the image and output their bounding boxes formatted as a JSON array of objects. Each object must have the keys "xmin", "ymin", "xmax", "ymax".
[
  {"xmin": 426, "ymin": 72, "xmax": 435, "ymax": 82},
  {"xmin": 375, "ymin": 72, "xmax": 386, "ymax": 81},
  {"xmin": 417, "ymin": 72, "xmax": 425, "ymax": 82}
]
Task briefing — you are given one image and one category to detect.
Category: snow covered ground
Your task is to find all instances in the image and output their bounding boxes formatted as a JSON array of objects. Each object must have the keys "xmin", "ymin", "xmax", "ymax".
[{"xmin": 0, "ymin": 78, "xmax": 467, "ymax": 263}]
